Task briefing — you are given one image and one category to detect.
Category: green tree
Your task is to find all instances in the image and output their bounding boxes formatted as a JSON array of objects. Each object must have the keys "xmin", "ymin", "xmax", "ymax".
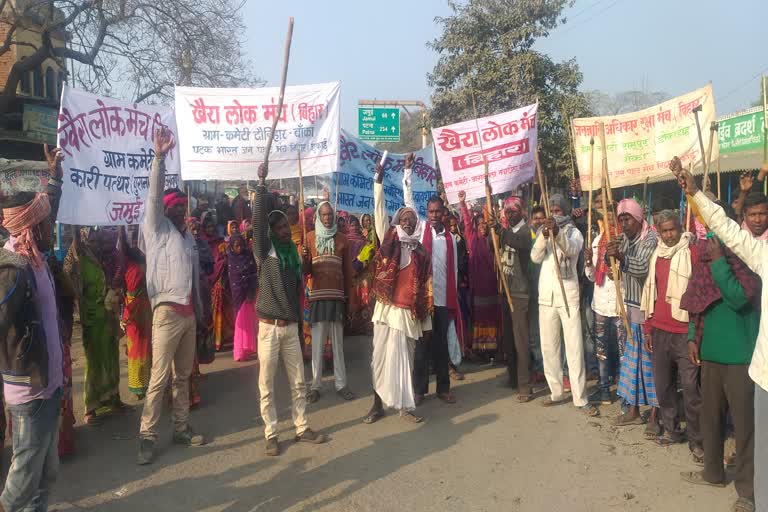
[{"xmin": 428, "ymin": 0, "xmax": 591, "ymax": 186}]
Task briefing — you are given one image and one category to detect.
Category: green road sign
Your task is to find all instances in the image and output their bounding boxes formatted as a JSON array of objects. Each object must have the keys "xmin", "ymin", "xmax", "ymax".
[{"xmin": 358, "ymin": 107, "xmax": 400, "ymax": 142}]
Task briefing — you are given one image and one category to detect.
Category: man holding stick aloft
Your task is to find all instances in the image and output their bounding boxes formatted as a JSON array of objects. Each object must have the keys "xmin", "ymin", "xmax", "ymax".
[
  {"xmin": 250, "ymin": 163, "xmax": 328, "ymax": 457},
  {"xmin": 532, "ymin": 194, "xmax": 597, "ymax": 416},
  {"xmin": 674, "ymin": 164, "xmax": 764, "ymax": 512}
]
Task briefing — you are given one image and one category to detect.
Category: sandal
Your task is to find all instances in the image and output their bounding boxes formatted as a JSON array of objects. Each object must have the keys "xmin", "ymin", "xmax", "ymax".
[
  {"xmin": 614, "ymin": 413, "xmax": 645, "ymax": 426},
  {"xmin": 306, "ymin": 390, "xmax": 320, "ymax": 404},
  {"xmin": 516, "ymin": 389, "xmax": 533, "ymax": 403},
  {"xmin": 541, "ymin": 397, "xmax": 567, "ymax": 407},
  {"xmin": 336, "ymin": 388, "xmax": 356, "ymax": 401},
  {"xmin": 362, "ymin": 408, "xmax": 385, "ymax": 425},
  {"xmin": 680, "ymin": 471, "xmax": 726, "ymax": 488},
  {"xmin": 399, "ymin": 410, "xmax": 423, "ymax": 423},
  {"xmin": 449, "ymin": 368, "xmax": 465, "ymax": 381},
  {"xmin": 643, "ymin": 421, "xmax": 662, "ymax": 439},
  {"xmin": 733, "ymin": 497, "xmax": 756, "ymax": 512},
  {"xmin": 83, "ymin": 412, "xmax": 103, "ymax": 426},
  {"xmin": 581, "ymin": 404, "xmax": 600, "ymax": 417},
  {"xmin": 655, "ymin": 432, "xmax": 684, "ymax": 446},
  {"xmin": 690, "ymin": 445, "xmax": 705, "ymax": 466}
]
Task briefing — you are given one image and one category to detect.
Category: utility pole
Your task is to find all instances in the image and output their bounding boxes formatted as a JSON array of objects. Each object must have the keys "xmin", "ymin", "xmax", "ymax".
[{"xmin": 357, "ymin": 99, "xmax": 429, "ymax": 148}]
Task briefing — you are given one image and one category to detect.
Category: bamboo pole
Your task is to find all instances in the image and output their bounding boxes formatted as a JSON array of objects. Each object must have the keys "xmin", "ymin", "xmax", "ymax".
[
  {"xmin": 703, "ymin": 121, "xmax": 717, "ymax": 192},
  {"xmin": 587, "ymin": 137, "xmax": 595, "ymax": 248},
  {"xmin": 763, "ymin": 75, "xmax": 767, "ymax": 195},
  {"xmin": 564, "ymin": 113, "xmax": 576, "ymax": 179},
  {"xmin": 534, "ymin": 149, "xmax": 570, "ymax": 318},
  {"xmin": 685, "ymin": 162, "xmax": 693, "ymax": 231},
  {"xmin": 597, "ymin": 122, "xmax": 632, "ymax": 343},
  {"xmin": 717, "ymin": 156, "xmax": 722, "ymax": 200},
  {"xmin": 256, "ymin": 17, "xmax": 295, "ymax": 244},
  {"xmin": 469, "ymin": 89, "xmax": 515, "ymax": 314},
  {"xmin": 262, "ymin": 18, "xmax": 294, "ymax": 165},
  {"xmin": 297, "ymin": 151, "xmax": 307, "ymax": 244}
]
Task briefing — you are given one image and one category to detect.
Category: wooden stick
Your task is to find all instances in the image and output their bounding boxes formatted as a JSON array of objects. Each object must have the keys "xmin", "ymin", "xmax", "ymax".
[
  {"xmin": 587, "ymin": 137, "xmax": 595, "ymax": 248},
  {"xmin": 703, "ymin": 121, "xmax": 717, "ymax": 192},
  {"xmin": 186, "ymin": 184, "xmax": 191, "ymax": 217},
  {"xmin": 763, "ymin": 75, "xmax": 767, "ymax": 195},
  {"xmin": 262, "ymin": 17, "xmax": 295, "ymax": 172},
  {"xmin": 297, "ymin": 151, "xmax": 307, "ymax": 244},
  {"xmin": 692, "ymin": 105, "xmax": 707, "ymax": 179},
  {"xmin": 597, "ymin": 121, "xmax": 632, "ymax": 343},
  {"xmin": 534, "ymin": 148, "xmax": 570, "ymax": 318},
  {"xmin": 469, "ymin": 89, "xmax": 515, "ymax": 314},
  {"xmin": 685, "ymin": 162, "xmax": 693, "ymax": 231},
  {"xmin": 564, "ymin": 113, "xmax": 576, "ymax": 179},
  {"xmin": 642, "ymin": 176, "xmax": 649, "ymax": 210},
  {"xmin": 717, "ymin": 156, "xmax": 721, "ymax": 200}
]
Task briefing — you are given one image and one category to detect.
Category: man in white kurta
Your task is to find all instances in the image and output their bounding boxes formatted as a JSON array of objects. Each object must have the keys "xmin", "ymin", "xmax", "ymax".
[{"xmin": 531, "ymin": 195, "xmax": 594, "ymax": 413}]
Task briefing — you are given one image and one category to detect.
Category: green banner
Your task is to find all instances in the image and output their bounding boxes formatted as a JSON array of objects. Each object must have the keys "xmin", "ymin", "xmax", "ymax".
[{"xmin": 718, "ymin": 108, "xmax": 766, "ymax": 154}]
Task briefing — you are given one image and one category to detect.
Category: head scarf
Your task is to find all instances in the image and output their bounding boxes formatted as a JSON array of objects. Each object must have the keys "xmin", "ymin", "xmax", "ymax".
[
  {"xmin": 314, "ymin": 201, "xmax": 338, "ymax": 255},
  {"xmin": 226, "ymin": 220, "xmax": 239, "ymax": 239},
  {"xmin": 549, "ymin": 194, "xmax": 571, "ymax": 215},
  {"xmin": 617, "ymin": 198, "xmax": 650, "ymax": 241},
  {"xmin": 269, "ymin": 210, "xmax": 302, "ymax": 279},
  {"xmin": 163, "ymin": 190, "xmax": 187, "ymax": 211},
  {"xmin": 227, "ymin": 234, "xmax": 258, "ymax": 310},
  {"xmin": 391, "ymin": 206, "xmax": 423, "ymax": 269},
  {"xmin": 2, "ymin": 193, "xmax": 51, "ymax": 267},
  {"xmin": 503, "ymin": 196, "xmax": 524, "ymax": 214},
  {"xmin": 304, "ymin": 206, "xmax": 315, "ymax": 232}
]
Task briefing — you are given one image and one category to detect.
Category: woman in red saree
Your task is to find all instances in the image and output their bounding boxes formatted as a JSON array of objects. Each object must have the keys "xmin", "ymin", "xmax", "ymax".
[
  {"xmin": 460, "ymin": 197, "xmax": 500, "ymax": 358},
  {"xmin": 123, "ymin": 248, "xmax": 152, "ymax": 399},
  {"xmin": 346, "ymin": 216, "xmax": 375, "ymax": 335},
  {"xmin": 201, "ymin": 213, "xmax": 234, "ymax": 351}
]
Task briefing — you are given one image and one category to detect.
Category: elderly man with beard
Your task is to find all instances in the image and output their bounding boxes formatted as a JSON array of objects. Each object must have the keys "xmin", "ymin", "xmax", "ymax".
[
  {"xmin": 363, "ymin": 162, "xmax": 432, "ymax": 425},
  {"xmin": 494, "ymin": 196, "xmax": 534, "ymax": 401},
  {"xmin": 302, "ymin": 200, "xmax": 356, "ymax": 404},
  {"xmin": 640, "ymin": 210, "xmax": 702, "ymax": 462},
  {"xmin": 532, "ymin": 194, "xmax": 598, "ymax": 416},
  {"xmin": 606, "ymin": 198, "xmax": 660, "ymax": 435}
]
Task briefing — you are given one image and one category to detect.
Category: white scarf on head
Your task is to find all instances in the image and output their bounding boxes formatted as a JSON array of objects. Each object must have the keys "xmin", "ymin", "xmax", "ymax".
[
  {"xmin": 392, "ymin": 207, "xmax": 424, "ymax": 269},
  {"xmin": 640, "ymin": 232, "xmax": 694, "ymax": 323}
]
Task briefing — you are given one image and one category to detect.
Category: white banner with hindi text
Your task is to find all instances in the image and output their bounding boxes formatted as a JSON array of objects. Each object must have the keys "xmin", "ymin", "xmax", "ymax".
[
  {"xmin": 174, "ymin": 82, "xmax": 341, "ymax": 181},
  {"xmin": 56, "ymin": 86, "xmax": 181, "ymax": 225},
  {"xmin": 432, "ymin": 103, "xmax": 538, "ymax": 204},
  {"xmin": 574, "ymin": 84, "xmax": 718, "ymax": 190}
]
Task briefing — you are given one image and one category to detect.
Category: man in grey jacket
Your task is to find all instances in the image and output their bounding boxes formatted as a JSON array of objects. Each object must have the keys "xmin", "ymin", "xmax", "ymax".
[{"xmin": 137, "ymin": 128, "xmax": 205, "ymax": 465}]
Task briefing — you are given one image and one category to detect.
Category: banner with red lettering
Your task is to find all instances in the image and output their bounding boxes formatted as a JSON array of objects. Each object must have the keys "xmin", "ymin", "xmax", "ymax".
[
  {"xmin": 432, "ymin": 103, "xmax": 538, "ymax": 204},
  {"xmin": 56, "ymin": 85, "xmax": 180, "ymax": 226},
  {"xmin": 574, "ymin": 84, "xmax": 718, "ymax": 190},
  {"xmin": 174, "ymin": 82, "xmax": 340, "ymax": 181}
]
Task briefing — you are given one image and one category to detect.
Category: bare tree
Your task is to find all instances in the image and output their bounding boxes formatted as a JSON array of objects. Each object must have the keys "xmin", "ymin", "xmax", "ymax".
[
  {"xmin": 1, "ymin": 0, "xmax": 259, "ymax": 112},
  {"xmin": 586, "ymin": 89, "xmax": 669, "ymax": 116}
]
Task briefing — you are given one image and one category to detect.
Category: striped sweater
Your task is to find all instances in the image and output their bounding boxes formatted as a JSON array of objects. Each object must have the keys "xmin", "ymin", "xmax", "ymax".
[
  {"xmin": 616, "ymin": 229, "xmax": 658, "ymax": 307},
  {"xmin": 251, "ymin": 186, "xmax": 301, "ymax": 322}
]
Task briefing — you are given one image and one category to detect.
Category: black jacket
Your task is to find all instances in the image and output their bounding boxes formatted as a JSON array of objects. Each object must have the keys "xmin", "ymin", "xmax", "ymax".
[
  {"xmin": 0, "ymin": 178, "xmax": 62, "ymax": 389},
  {"xmin": 0, "ymin": 250, "xmax": 48, "ymax": 388}
]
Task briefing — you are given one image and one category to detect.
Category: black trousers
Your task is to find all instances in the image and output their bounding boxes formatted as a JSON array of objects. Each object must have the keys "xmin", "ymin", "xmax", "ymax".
[
  {"xmin": 413, "ymin": 306, "xmax": 451, "ymax": 396},
  {"xmin": 701, "ymin": 361, "xmax": 754, "ymax": 499},
  {"xmin": 650, "ymin": 328, "xmax": 702, "ymax": 445}
]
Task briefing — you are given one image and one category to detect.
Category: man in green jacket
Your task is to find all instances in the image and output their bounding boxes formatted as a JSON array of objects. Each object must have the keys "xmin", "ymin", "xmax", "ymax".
[{"xmin": 680, "ymin": 234, "xmax": 760, "ymax": 512}]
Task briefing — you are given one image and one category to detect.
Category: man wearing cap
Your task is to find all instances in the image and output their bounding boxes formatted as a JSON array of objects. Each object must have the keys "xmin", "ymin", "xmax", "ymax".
[
  {"xmin": 0, "ymin": 145, "xmax": 64, "ymax": 512},
  {"xmin": 495, "ymin": 196, "xmax": 534, "ymax": 401},
  {"xmin": 532, "ymin": 194, "xmax": 598, "ymax": 416},
  {"xmin": 137, "ymin": 128, "xmax": 205, "ymax": 465}
]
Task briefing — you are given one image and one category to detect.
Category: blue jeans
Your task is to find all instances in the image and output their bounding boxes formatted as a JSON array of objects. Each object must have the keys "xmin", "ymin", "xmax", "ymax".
[
  {"xmin": 756, "ymin": 385, "xmax": 767, "ymax": 511},
  {"xmin": 1, "ymin": 388, "xmax": 62, "ymax": 512}
]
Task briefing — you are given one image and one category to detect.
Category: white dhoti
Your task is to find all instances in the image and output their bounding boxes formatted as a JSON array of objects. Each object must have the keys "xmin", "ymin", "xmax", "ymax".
[{"xmin": 371, "ymin": 303, "xmax": 431, "ymax": 411}]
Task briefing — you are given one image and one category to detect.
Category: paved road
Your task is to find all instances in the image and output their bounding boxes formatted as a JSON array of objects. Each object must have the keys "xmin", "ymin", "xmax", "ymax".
[{"xmin": 39, "ymin": 327, "xmax": 734, "ymax": 511}]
